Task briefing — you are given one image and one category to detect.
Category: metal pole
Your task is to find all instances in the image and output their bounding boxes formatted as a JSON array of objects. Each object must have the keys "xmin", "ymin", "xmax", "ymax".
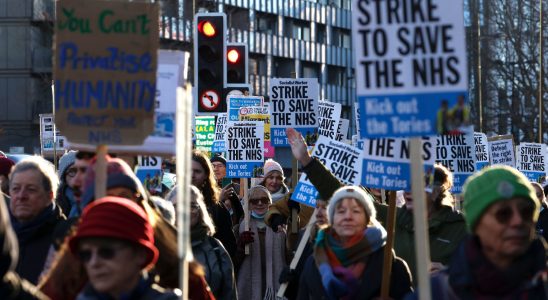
[
  {"xmin": 477, "ymin": 0, "xmax": 483, "ymax": 132},
  {"xmin": 539, "ymin": 0, "xmax": 543, "ymax": 143}
]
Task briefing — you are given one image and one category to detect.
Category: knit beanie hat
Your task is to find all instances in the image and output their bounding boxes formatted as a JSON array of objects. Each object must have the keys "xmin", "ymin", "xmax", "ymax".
[
  {"xmin": 69, "ymin": 196, "xmax": 158, "ymax": 269},
  {"xmin": 328, "ymin": 186, "xmax": 376, "ymax": 223},
  {"xmin": 57, "ymin": 150, "xmax": 77, "ymax": 179},
  {"xmin": 463, "ymin": 165, "xmax": 540, "ymax": 231},
  {"xmin": 263, "ymin": 159, "xmax": 283, "ymax": 177},
  {"xmin": 210, "ymin": 155, "xmax": 226, "ymax": 166},
  {"xmin": 0, "ymin": 157, "xmax": 14, "ymax": 177}
]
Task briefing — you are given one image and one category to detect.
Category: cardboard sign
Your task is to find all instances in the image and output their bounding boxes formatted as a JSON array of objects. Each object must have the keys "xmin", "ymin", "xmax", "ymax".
[
  {"xmin": 516, "ymin": 143, "xmax": 548, "ymax": 182},
  {"xmin": 54, "ymin": 0, "xmax": 159, "ymax": 145},
  {"xmin": 226, "ymin": 121, "xmax": 264, "ymax": 178},
  {"xmin": 195, "ymin": 116, "xmax": 216, "ymax": 152},
  {"xmin": 352, "ymin": 1, "xmax": 469, "ymax": 138},
  {"xmin": 269, "ymin": 78, "xmax": 319, "ymax": 146},
  {"xmin": 211, "ymin": 113, "xmax": 228, "ymax": 153},
  {"xmin": 318, "ymin": 100, "xmax": 342, "ymax": 140},
  {"xmin": 227, "ymin": 95, "xmax": 263, "ymax": 121},
  {"xmin": 135, "ymin": 156, "xmax": 163, "ymax": 194},
  {"xmin": 361, "ymin": 137, "xmax": 435, "ymax": 191},
  {"xmin": 40, "ymin": 114, "xmax": 68, "ymax": 156},
  {"xmin": 292, "ymin": 137, "xmax": 363, "ymax": 207},
  {"xmin": 488, "ymin": 135, "xmax": 515, "ymax": 167},
  {"xmin": 474, "ymin": 132, "xmax": 490, "ymax": 171},
  {"xmin": 239, "ymin": 106, "xmax": 275, "ymax": 158},
  {"xmin": 336, "ymin": 118, "xmax": 350, "ymax": 142},
  {"xmin": 435, "ymin": 133, "xmax": 476, "ymax": 194}
]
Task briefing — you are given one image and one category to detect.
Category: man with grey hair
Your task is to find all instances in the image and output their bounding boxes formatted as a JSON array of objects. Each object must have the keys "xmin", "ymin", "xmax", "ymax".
[{"xmin": 8, "ymin": 156, "xmax": 65, "ymax": 284}]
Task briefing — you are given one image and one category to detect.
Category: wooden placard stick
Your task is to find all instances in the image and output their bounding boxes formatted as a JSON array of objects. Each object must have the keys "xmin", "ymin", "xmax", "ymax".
[
  {"xmin": 94, "ymin": 144, "xmax": 108, "ymax": 199},
  {"xmin": 241, "ymin": 178, "xmax": 250, "ymax": 255}
]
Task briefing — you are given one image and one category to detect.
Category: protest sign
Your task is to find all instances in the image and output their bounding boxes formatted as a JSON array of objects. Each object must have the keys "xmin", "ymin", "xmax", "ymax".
[
  {"xmin": 488, "ymin": 135, "xmax": 515, "ymax": 167},
  {"xmin": 66, "ymin": 50, "xmax": 189, "ymax": 155},
  {"xmin": 292, "ymin": 136, "xmax": 363, "ymax": 207},
  {"xmin": 354, "ymin": 104, "xmax": 361, "ymax": 137},
  {"xmin": 135, "ymin": 156, "xmax": 163, "ymax": 194},
  {"xmin": 227, "ymin": 95, "xmax": 263, "ymax": 121},
  {"xmin": 225, "ymin": 121, "xmax": 264, "ymax": 178},
  {"xmin": 474, "ymin": 132, "xmax": 490, "ymax": 171},
  {"xmin": 195, "ymin": 116, "xmax": 216, "ymax": 152},
  {"xmin": 54, "ymin": 0, "xmax": 159, "ymax": 145},
  {"xmin": 352, "ymin": 1, "xmax": 469, "ymax": 138},
  {"xmin": 361, "ymin": 137, "xmax": 435, "ymax": 191},
  {"xmin": 239, "ymin": 106, "xmax": 275, "ymax": 158},
  {"xmin": 516, "ymin": 143, "xmax": 548, "ymax": 182},
  {"xmin": 336, "ymin": 118, "xmax": 350, "ymax": 142},
  {"xmin": 211, "ymin": 113, "xmax": 228, "ymax": 153},
  {"xmin": 269, "ymin": 78, "xmax": 319, "ymax": 146},
  {"xmin": 318, "ymin": 100, "xmax": 342, "ymax": 140},
  {"xmin": 40, "ymin": 114, "xmax": 68, "ymax": 157},
  {"xmin": 435, "ymin": 133, "xmax": 476, "ymax": 194}
]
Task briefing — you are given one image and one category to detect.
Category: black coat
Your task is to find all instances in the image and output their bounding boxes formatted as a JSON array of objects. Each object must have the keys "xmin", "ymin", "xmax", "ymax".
[
  {"xmin": 297, "ymin": 247, "xmax": 413, "ymax": 300},
  {"xmin": 208, "ymin": 202, "xmax": 237, "ymax": 259}
]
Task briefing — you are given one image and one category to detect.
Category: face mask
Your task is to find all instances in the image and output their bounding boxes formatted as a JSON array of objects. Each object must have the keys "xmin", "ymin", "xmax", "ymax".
[{"xmin": 251, "ymin": 210, "xmax": 266, "ymax": 220}]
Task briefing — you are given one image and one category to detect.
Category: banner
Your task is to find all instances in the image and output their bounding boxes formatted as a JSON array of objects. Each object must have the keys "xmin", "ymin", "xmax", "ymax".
[
  {"xmin": 269, "ymin": 78, "xmax": 319, "ymax": 146},
  {"xmin": 436, "ymin": 133, "xmax": 476, "ymax": 194},
  {"xmin": 488, "ymin": 135, "xmax": 515, "ymax": 167},
  {"xmin": 318, "ymin": 100, "xmax": 342, "ymax": 140},
  {"xmin": 239, "ymin": 106, "xmax": 275, "ymax": 158},
  {"xmin": 226, "ymin": 121, "xmax": 264, "ymax": 178},
  {"xmin": 292, "ymin": 137, "xmax": 363, "ymax": 207},
  {"xmin": 211, "ymin": 113, "xmax": 228, "ymax": 153},
  {"xmin": 195, "ymin": 116, "xmax": 216, "ymax": 152},
  {"xmin": 474, "ymin": 132, "xmax": 490, "ymax": 171},
  {"xmin": 352, "ymin": 1, "xmax": 469, "ymax": 138},
  {"xmin": 361, "ymin": 137, "xmax": 435, "ymax": 191},
  {"xmin": 516, "ymin": 143, "xmax": 548, "ymax": 182}
]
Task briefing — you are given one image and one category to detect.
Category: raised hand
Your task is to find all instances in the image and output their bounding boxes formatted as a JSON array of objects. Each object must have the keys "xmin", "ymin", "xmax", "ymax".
[{"xmin": 286, "ymin": 128, "xmax": 312, "ymax": 166}]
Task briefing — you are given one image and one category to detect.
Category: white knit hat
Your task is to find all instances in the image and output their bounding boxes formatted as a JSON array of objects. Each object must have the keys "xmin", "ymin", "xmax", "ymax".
[
  {"xmin": 328, "ymin": 186, "xmax": 376, "ymax": 222},
  {"xmin": 58, "ymin": 150, "xmax": 77, "ymax": 179},
  {"xmin": 263, "ymin": 159, "xmax": 283, "ymax": 177}
]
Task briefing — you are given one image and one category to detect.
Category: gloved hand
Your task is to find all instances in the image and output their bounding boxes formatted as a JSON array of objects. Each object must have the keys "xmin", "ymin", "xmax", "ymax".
[
  {"xmin": 278, "ymin": 266, "xmax": 297, "ymax": 284},
  {"xmin": 318, "ymin": 263, "xmax": 348, "ymax": 300},
  {"xmin": 238, "ymin": 231, "xmax": 254, "ymax": 248},
  {"xmin": 269, "ymin": 214, "xmax": 287, "ymax": 232},
  {"xmin": 287, "ymin": 198, "xmax": 301, "ymax": 214}
]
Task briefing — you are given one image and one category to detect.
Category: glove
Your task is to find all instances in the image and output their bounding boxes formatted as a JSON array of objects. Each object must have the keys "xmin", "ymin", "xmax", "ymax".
[
  {"xmin": 238, "ymin": 231, "xmax": 254, "ymax": 248},
  {"xmin": 287, "ymin": 199, "xmax": 301, "ymax": 214},
  {"xmin": 319, "ymin": 263, "xmax": 348, "ymax": 299},
  {"xmin": 278, "ymin": 266, "xmax": 297, "ymax": 284},
  {"xmin": 269, "ymin": 214, "xmax": 287, "ymax": 232}
]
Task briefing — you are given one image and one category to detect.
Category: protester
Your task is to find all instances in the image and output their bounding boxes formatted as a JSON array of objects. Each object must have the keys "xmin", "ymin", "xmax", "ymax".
[
  {"xmin": 0, "ymin": 156, "xmax": 14, "ymax": 197},
  {"xmin": 211, "ymin": 154, "xmax": 228, "ymax": 187},
  {"xmin": 260, "ymin": 159, "xmax": 288, "ymax": 202},
  {"xmin": 192, "ymin": 150, "xmax": 237, "ymax": 258},
  {"xmin": 236, "ymin": 185, "xmax": 287, "ymax": 300},
  {"xmin": 0, "ymin": 192, "xmax": 50, "ymax": 299},
  {"xmin": 408, "ymin": 165, "xmax": 547, "ymax": 298},
  {"xmin": 297, "ymin": 186, "xmax": 413, "ymax": 299},
  {"xmin": 190, "ymin": 185, "xmax": 236, "ymax": 300},
  {"xmin": 531, "ymin": 182, "xmax": 548, "ymax": 241},
  {"xmin": 8, "ymin": 156, "xmax": 66, "ymax": 284},
  {"xmin": 56, "ymin": 151, "xmax": 77, "ymax": 217},
  {"xmin": 68, "ymin": 196, "xmax": 180, "ymax": 299},
  {"xmin": 70, "ymin": 151, "xmax": 95, "ymax": 209}
]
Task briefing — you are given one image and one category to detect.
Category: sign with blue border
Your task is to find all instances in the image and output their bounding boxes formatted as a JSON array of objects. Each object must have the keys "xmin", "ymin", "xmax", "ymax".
[
  {"xmin": 516, "ymin": 143, "xmax": 548, "ymax": 183},
  {"xmin": 225, "ymin": 121, "xmax": 264, "ymax": 178},
  {"xmin": 435, "ymin": 133, "xmax": 476, "ymax": 194},
  {"xmin": 474, "ymin": 132, "xmax": 490, "ymax": 171}
]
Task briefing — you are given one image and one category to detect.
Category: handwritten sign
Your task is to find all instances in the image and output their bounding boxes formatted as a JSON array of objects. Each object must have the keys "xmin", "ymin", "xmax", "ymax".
[
  {"xmin": 211, "ymin": 113, "xmax": 228, "ymax": 153},
  {"xmin": 436, "ymin": 133, "xmax": 476, "ymax": 194},
  {"xmin": 488, "ymin": 135, "xmax": 515, "ymax": 167},
  {"xmin": 239, "ymin": 106, "xmax": 275, "ymax": 158},
  {"xmin": 516, "ymin": 143, "xmax": 548, "ymax": 182},
  {"xmin": 318, "ymin": 100, "xmax": 342, "ymax": 140},
  {"xmin": 54, "ymin": 0, "xmax": 159, "ymax": 145},
  {"xmin": 269, "ymin": 78, "xmax": 319, "ymax": 146},
  {"xmin": 226, "ymin": 121, "xmax": 264, "ymax": 178},
  {"xmin": 474, "ymin": 132, "xmax": 490, "ymax": 171}
]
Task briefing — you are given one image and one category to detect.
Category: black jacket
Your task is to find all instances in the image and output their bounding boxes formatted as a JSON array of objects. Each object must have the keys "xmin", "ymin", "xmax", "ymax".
[{"xmin": 208, "ymin": 202, "xmax": 237, "ymax": 259}]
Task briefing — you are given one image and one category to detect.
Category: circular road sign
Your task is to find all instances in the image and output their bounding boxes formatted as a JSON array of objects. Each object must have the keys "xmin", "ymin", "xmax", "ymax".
[{"xmin": 200, "ymin": 90, "xmax": 220, "ymax": 111}]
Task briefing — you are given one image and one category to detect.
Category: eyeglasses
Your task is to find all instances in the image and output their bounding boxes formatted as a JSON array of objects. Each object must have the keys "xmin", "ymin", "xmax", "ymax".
[
  {"xmin": 78, "ymin": 245, "xmax": 126, "ymax": 263},
  {"xmin": 493, "ymin": 201, "xmax": 535, "ymax": 225},
  {"xmin": 190, "ymin": 203, "xmax": 200, "ymax": 211},
  {"xmin": 249, "ymin": 197, "xmax": 270, "ymax": 205},
  {"xmin": 66, "ymin": 166, "xmax": 87, "ymax": 178}
]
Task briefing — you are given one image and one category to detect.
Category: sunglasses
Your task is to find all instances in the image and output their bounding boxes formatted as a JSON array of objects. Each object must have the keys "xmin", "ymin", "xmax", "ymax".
[
  {"xmin": 249, "ymin": 197, "xmax": 270, "ymax": 205},
  {"xmin": 493, "ymin": 201, "xmax": 535, "ymax": 225},
  {"xmin": 78, "ymin": 245, "xmax": 126, "ymax": 263}
]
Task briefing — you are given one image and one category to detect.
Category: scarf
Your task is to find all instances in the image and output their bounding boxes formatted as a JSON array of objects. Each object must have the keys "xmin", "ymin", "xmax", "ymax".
[
  {"xmin": 237, "ymin": 219, "xmax": 286, "ymax": 300},
  {"xmin": 271, "ymin": 185, "xmax": 288, "ymax": 203},
  {"xmin": 191, "ymin": 224, "xmax": 210, "ymax": 242},
  {"xmin": 449, "ymin": 236, "xmax": 547, "ymax": 299},
  {"xmin": 314, "ymin": 221, "xmax": 387, "ymax": 299},
  {"xmin": 10, "ymin": 203, "xmax": 56, "ymax": 245}
]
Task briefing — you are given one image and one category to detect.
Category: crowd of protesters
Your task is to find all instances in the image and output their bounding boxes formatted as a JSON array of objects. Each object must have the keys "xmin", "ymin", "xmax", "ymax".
[{"xmin": 0, "ymin": 127, "xmax": 546, "ymax": 300}]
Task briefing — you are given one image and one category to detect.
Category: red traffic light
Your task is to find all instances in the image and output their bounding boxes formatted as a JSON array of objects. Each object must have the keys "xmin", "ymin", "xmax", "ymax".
[
  {"xmin": 227, "ymin": 49, "xmax": 240, "ymax": 64},
  {"xmin": 198, "ymin": 20, "xmax": 216, "ymax": 37}
]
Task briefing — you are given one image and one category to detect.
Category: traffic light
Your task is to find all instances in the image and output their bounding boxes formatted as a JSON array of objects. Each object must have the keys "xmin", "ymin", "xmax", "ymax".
[
  {"xmin": 194, "ymin": 13, "xmax": 226, "ymax": 114},
  {"xmin": 226, "ymin": 43, "xmax": 248, "ymax": 86}
]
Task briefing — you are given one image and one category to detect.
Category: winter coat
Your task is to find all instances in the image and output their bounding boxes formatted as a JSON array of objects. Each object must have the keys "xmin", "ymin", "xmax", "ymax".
[
  {"xmin": 264, "ymin": 192, "xmax": 315, "ymax": 232},
  {"xmin": 536, "ymin": 205, "xmax": 548, "ymax": 241},
  {"xmin": 297, "ymin": 247, "xmax": 413, "ymax": 300},
  {"xmin": 76, "ymin": 276, "xmax": 180, "ymax": 300},
  {"xmin": 208, "ymin": 201, "xmax": 237, "ymax": 259},
  {"xmin": 192, "ymin": 236, "xmax": 236, "ymax": 300},
  {"xmin": 11, "ymin": 204, "xmax": 66, "ymax": 284}
]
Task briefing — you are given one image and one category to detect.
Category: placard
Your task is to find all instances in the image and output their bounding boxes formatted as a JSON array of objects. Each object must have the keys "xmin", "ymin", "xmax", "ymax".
[
  {"xmin": 211, "ymin": 113, "xmax": 228, "ymax": 153},
  {"xmin": 225, "ymin": 121, "xmax": 264, "ymax": 178},
  {"xmin": 269, "ymin": 78, "xmax": 319, "ymax": 146},
  {"xmin": 336, "ymin": 118, "xmax": 350, "ymax": 142},
  {"xmin": 474, "ymin": 132, "xmax": 490, "ymax": 171},
  {"xmin": 135, "ymin": 156, "xmax": 163, "ymax": 194},
  {"xmin": 488, "ymin": 135, "xmax": 515, "ymax": 167},
  {"xmin": 40, "ymin": 114, "xmax": 68, "ymax": 156},
  {"xmin": 227, "ymin": 95, "xmax": 263, "ymax": 121},
  {"xmin": 239, "ymin": 106, "xmax": 275, "ymax": 158},
  {"xmin": 54, "ymin": 0, "xmax": 159, "ymax": 145},
  {"xmin": 318, "ymin": 100, "xmax": 342, "ymax": 140},
  {"xmin": 435, "ymin": 133, "xmax": 476, "ymax": 194},
  {"xmin": 195, "ymin": 116, "xmax": 216, "ymax": 152},
  {"xmin": 516, "ymin": 143, "xmax": 548, "ymax": 182},
  {"xmin": 352, "ymin": 1, "xmax": 469, "ymax": 138}
]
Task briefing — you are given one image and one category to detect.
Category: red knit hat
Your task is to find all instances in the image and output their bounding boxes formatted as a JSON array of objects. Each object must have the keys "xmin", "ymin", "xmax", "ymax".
[
  {"xmin": 0, "ymin": 157, "xmax": 14, "ymax": 177},
  {"xmin": 69, "ymin": 196, "xmax": 158, "ymax": 269}
]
